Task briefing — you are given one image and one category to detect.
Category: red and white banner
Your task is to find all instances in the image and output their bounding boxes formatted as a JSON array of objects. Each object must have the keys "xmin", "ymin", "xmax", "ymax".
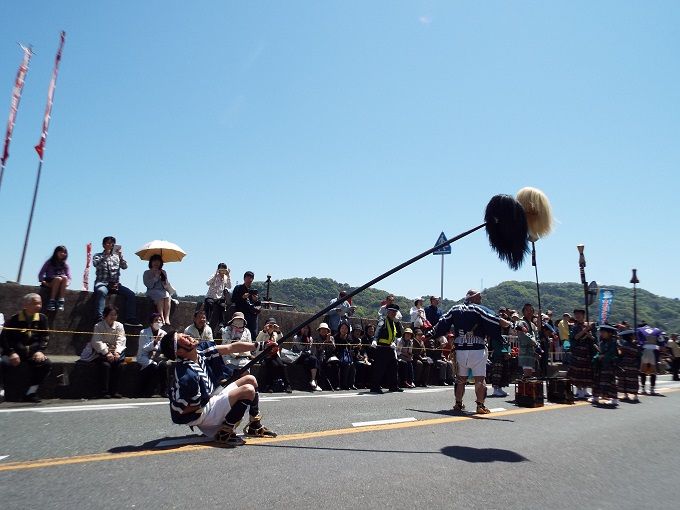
[
  {"xmin": 1, "ymin": 45, "xmax": 32, "ymax": 166},
  {"xmin": 83, "ymin": 242, "xmax": 92, "ymax": 291},
  {"xmin": 34, "ymin": 31, "xmax": 66, "ymax": 161}
]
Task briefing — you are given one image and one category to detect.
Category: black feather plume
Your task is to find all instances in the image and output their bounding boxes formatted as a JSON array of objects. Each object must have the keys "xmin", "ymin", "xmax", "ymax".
[{"xmin": 484, "ymin": 194, "xmax": 529, "ymax": 270}]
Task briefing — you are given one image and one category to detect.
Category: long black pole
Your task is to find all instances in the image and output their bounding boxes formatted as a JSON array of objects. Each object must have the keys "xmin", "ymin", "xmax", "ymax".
[
  {"xmin": 227, "ymin": 222, "xmax": 487, "ymax": 383},
  {"xmin": 17, "ymin": 159, "xmax": 43, "ymax": 283},
  {"xmin": 532, "ymin": 240, "xmax": 548, "ymax": 372},
  {"xmin": 531, "ymin": 241, "xmax": 542, "ymax": 317},
  {"xmin": 0, "ymin": 162, "xmax": 6, "ymax": 193}
]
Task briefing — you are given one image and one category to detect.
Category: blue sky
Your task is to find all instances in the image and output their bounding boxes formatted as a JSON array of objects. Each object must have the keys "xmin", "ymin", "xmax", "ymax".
[{"xmin": 0, "ymin": 1, "xmax": 678, "ymax": 304}]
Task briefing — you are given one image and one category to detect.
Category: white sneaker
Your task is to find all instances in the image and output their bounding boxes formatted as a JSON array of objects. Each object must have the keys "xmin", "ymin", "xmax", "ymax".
[{"xmin": 492, "ymin": 388, "xmax": 508, "ymax": 398}]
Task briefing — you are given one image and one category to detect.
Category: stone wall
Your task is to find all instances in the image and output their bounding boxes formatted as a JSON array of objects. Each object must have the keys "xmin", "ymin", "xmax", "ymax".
[{"xmin": 0, "ymin": 282, "xmax": 377, "ymax": 357}]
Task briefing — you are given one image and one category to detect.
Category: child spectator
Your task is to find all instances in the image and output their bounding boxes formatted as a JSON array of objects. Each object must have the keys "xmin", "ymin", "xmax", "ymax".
[{"xmin": 38, "ymin": 245, "xmax": 71, "ymax": 312}]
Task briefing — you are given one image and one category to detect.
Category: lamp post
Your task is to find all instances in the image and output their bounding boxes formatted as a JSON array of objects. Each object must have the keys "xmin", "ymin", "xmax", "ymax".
[
  {"xmin": 265, "ymin": 274, "xmax": 272, "ymax": 303},
  {"xmin": 630, "ymin": 269, "xmax": 639, "ymax": 330}
]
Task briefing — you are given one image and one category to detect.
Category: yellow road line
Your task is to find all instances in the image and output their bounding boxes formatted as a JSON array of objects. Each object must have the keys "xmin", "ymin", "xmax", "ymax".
[{"xmin": 2, "ymin": 389, "xmax": 677, "ymax": 473}]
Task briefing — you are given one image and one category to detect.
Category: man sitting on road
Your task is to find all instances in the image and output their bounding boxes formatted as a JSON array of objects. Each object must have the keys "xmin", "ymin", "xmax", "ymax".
[{"xmin": 160, "ymin": 330, "xmax": 276, "ymax": 447}]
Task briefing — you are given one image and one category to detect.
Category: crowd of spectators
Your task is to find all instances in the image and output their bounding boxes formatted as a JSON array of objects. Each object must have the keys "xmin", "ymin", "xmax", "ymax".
[{"xmin": 1, "ymin": 249, "xmax": 679, "ymax": 403}]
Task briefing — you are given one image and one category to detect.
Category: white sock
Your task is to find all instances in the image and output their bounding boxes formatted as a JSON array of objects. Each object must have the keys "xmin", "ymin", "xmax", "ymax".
[{"xmin": 26, "ymin": 385, "xmax": 39, "ymax": 395}]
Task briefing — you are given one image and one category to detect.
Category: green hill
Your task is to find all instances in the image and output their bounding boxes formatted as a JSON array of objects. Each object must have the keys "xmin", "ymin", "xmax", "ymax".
[{"xmin": 181, "ymin": 278, "xmax": 680, "ymax": 332}]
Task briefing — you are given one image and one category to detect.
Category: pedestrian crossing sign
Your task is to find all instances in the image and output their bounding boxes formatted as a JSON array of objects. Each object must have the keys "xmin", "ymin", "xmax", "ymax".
[{"xmin": 432, "ymin": 232, "xmax": 451, "ymax": 255}]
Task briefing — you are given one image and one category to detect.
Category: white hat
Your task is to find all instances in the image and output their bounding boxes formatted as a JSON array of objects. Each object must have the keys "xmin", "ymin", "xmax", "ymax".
[{"xmin": 317, "ymin": 322, "xmax": 331, "ymax": 331}]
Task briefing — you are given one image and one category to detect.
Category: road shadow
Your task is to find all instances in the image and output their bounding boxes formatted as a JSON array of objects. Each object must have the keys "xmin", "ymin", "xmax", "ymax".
[
  {"xmin": 405, "ymin": 408, "xmax": 515, "ymax": 423},
  {"xmin": 440, "ymin": 446, "xmax": 528, "ymax": 463},
  {"xmin": 252, "ymin": 444, "xmax": 528, "ymax": 463},
  {"xmin": 252, "ymin": 444, "xmax": 435, "ymax": 455},
  {"xmin": 108, "ymin": 434, "xmax": 211, "ymax": 453}
]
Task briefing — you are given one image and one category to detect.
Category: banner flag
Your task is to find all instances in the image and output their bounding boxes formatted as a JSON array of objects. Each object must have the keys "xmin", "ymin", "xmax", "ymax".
[
  {"xmin": 1, "ymin": 45, "xmax": 32, "ymax": 165},
  {"xmin": 598, "ymin": 288, "xmax": 614, "ymax": 324},
  {"xmin": 83, "ymin": 242, "xmax": 92, "ymax": 291},
  {"xmin": 34, "ymin": 31, "xmax": 66, "ymax": 161}
]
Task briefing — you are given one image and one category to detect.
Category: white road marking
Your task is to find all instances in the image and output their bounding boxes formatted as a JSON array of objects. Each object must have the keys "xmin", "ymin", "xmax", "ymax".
[
  {"xmin": 155, "ymin": 437, "xmax": 212, "ymax": 448},
  {"xmin": 0, "ymin": 401, "xmax": 168, "ymax": 414},
  {"xmin": 352, "ymin": 417, "xmax": 417, "ymax": 427},
  {"xmin": 35, "ymin": 405, "xmax": 139, "ymax": 413},
  {"xmin": 0, "ymin": 455, "xmax": 9, "ymax": 461},
  {"xmin": 326, "ymin": 394, "xmax": 367, "ymax": 399},
  {"xmin": 406, "ymin": 388, "xmax": 448, "ymax": 394},
  {"xmin": 489, "ymin": 407, "xmax": 507, "ymax": 412}
]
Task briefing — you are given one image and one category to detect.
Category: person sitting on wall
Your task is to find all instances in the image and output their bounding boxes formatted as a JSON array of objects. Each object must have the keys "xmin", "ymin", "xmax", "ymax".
[
  {"xmin": 38, "ymin": 245, "xmax": 71, "ymax": 312},
  {"xmin": 92, "ymin": 236, "xmax": 140, "ymax": 326},
  {"xmin": 143, "ymin": 254, "xmax": 175, "ymax": 326}
]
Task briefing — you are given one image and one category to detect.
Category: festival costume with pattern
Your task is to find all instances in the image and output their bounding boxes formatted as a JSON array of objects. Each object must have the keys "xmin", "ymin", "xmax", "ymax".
[
  {"xmin": 567, "ymin": 321, "xmax": 596, "ymax": 398},
  {"xmin": 515, "ymin": 318, "xmax": 540, "ymax": 372},
  {"xmin": 617, "ymin": 331, "xmax": 640, "ymax": 400},
  {"xmin": 489, "ymin": 330, "xmax": 511, "ymax": 396},
  {"xmin": 169, "ymin": 341, "xmax": 273, "ymax": 445},
  {"xmin": 432, "ymin": 302, "xmax": 502, "ymax": 413},
  {"xmin": 637, "ymin": 326, "xmax": 666, "ymax": 395},
  {"xmin": 592, "ymin": 329, "xmax": 618, "ymax": 404}
]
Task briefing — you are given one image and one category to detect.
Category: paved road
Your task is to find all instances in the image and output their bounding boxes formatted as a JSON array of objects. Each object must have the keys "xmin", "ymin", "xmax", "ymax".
[{"xmin": 1, "ymin": 376, "xmax": 679, "ymax": 509}]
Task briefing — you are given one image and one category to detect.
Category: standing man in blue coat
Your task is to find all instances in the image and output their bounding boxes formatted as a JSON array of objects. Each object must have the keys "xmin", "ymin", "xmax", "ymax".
[{"xmin": 430, "ymin": 290, "xmax": 510, "ymax": 415}]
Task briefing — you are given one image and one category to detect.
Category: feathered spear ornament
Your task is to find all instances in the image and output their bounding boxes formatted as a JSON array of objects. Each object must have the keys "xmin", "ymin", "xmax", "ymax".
[
  {"xmin": 226, "ymin": 190, "xmax": 552, "ymax": 384},
  {"xmin": 515, "ymin": 186, "xmax": 554, "ymax": 330}
]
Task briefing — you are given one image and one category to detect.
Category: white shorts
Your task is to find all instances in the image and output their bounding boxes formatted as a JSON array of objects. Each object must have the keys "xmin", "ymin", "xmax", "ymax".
[
  {"xmin": 456, "ymin": 348, "xmax": 488, "ymax": 377},
  {"xmin": 189, "ymin": 382, "xmax": 238, "ymax": 439}
]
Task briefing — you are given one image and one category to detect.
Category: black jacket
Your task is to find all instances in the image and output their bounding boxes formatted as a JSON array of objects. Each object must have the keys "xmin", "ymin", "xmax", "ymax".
[{"xmin": 1, "ymin": 311, "xmax": 49, "ymax": 360}]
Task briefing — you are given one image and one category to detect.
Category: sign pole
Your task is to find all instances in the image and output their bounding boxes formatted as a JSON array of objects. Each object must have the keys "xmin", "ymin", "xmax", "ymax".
[
  {"xmin": 432, "ymin": 231, "xmax": 451, "ymax": 301},
  {"xmin": 440, "ymin": 253, "xmax": 444, "ymax": 300}
]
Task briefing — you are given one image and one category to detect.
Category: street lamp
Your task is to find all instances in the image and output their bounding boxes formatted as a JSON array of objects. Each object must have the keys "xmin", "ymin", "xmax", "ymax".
[
  {"xmin": 630, "ymin": 269, "xmax": 639, "ymax": 330},
  {"xmin": 265, "ymin": 274, "xmax": 272, "ymax": 303}
]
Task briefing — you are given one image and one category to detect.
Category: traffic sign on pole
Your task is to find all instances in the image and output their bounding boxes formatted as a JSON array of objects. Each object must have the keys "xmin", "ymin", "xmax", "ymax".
[{"xmin": 432, "ymin": 232, "xmax": 451, "ymax": 255}]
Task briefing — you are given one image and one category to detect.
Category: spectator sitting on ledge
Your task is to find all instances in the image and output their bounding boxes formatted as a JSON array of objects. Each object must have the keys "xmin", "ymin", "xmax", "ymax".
[
  {"xmin": 136, "ymin": 312, "xmax": 168, "ymax": 397},
  {"xmin": 185, "ymin": 310, "xmax": 213, "ymax": 342},
  {"xmin": 38, "ymin": 245, "xmax": 71, "ymax": 312},
  {"xmin": 80, "ymin": 305, "xmax": 126, "ymax": 399},
  {"xmin": 92, "ymin": 236, "xmax": 140, "ymax": 327},
  {"xmin": 0, "ymin": 293, "xmax": 52, "ymax": 402}
]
